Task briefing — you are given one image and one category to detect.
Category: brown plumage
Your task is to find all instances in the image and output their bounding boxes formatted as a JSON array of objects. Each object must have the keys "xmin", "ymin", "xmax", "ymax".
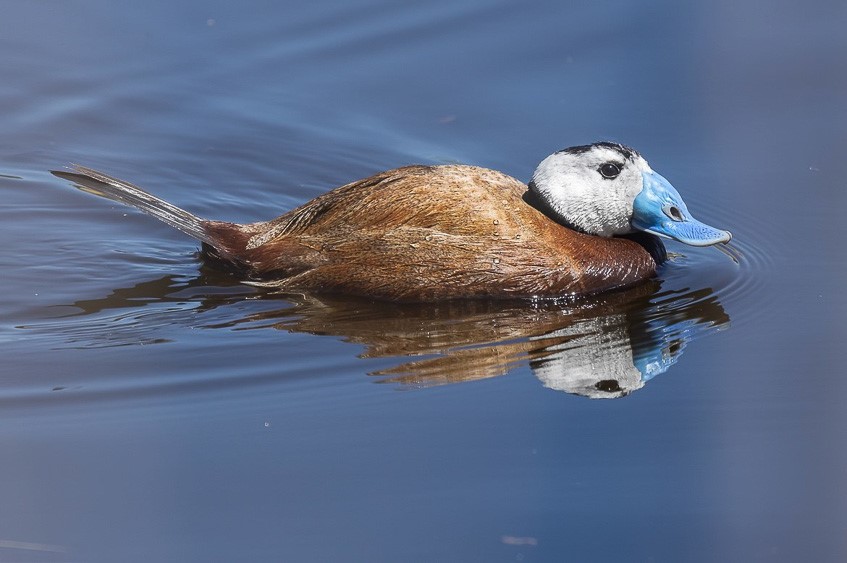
[{"xmin": 52, "ymin": 162, "xmax": 662, "ymax": 302}]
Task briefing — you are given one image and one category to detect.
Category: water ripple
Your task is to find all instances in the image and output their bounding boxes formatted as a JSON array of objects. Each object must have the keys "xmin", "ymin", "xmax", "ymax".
[{"xmin": 660, "ymin": 196, "xmax": 777, "ymax": 329}]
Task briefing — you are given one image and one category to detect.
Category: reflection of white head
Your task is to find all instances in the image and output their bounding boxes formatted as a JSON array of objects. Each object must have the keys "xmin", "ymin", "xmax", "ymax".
[{"xmin": 530, "ymin": 314, "xmax": 645, "ymax": 399}]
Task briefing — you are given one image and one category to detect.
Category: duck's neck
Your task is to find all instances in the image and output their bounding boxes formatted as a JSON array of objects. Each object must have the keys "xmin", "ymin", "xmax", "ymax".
[
  {"xmin": 617, "ymin": 231, "xmax": 667, "ymax": 265},
  {"xmin": 523, "ymin": 183, "xmax": 582, "ymax": 232},
  {"xmin": 522, "ymin": 184, "xmax": 667, "ymax": 266}
]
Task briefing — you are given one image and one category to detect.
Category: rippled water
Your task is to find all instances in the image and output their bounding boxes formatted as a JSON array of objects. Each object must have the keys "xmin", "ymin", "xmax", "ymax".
[{"xmin": 2, "ymin": 0, "xmax": 846, "ymax": 561}]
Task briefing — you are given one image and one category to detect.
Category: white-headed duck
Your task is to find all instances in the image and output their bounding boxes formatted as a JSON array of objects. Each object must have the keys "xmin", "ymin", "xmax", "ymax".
[{"xmin": 53, "ymin": 142, "xmax": 731, "ymax": 301}]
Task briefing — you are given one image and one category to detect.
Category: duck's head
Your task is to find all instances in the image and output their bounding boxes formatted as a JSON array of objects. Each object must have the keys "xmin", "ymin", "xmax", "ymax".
[{"xmin": 529, "ymin": 142, "xmax": 731, "ymax": 246}]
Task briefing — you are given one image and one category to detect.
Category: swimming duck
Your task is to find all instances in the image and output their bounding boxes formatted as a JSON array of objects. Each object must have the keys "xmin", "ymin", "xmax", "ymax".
[{"xmin": 53, "ymin": 142, "xmax": 731, "ymax": 301}]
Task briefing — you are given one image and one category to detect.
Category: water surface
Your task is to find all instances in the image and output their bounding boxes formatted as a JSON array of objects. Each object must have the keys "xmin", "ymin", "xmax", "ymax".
[{"xmin": 1, "ymin": 0, "xmax": 846, "ymax": 561}]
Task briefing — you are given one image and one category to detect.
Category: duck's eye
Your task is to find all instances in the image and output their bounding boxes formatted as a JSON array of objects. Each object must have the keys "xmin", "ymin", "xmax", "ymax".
[
  {"xmin": 595, "ymin": 379, "xmax": 622, "ymax": 393},
  {"xmin": 599, "ymin": 162, "xmax": 621, "ymax": 179}
]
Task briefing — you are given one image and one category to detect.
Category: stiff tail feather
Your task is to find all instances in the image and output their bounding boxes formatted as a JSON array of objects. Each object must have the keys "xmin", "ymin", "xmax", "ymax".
[{"xmin": 51, "ymin": 165, "xmax": 216, "ymax": 245}]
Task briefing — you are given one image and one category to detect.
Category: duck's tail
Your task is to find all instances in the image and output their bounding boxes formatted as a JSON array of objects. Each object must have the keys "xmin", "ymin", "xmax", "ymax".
[{"xmin": 51, "ymin": 165, "xmax": 218, "ymax": 246}]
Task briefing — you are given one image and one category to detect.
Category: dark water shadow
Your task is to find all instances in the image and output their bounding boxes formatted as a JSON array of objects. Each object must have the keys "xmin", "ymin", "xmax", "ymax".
[{"xmin": 35, "ymin": 265, "xmax": 731, "ymax": 399}]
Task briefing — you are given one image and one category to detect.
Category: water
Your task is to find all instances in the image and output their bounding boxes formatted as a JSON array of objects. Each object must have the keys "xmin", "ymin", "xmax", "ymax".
[{"xmin": 2, "ymin": 0, "xmax": 846, "ymax": 561}]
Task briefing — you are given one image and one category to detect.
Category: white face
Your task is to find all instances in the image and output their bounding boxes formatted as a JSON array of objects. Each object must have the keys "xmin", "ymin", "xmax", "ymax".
[{"xmin": 529, "ymin": 143, "xmax": 653, "ymax": 237}]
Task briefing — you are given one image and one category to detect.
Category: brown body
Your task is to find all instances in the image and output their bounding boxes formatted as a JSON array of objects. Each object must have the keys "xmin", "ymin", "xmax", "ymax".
[{"xmin": 56, "ymin": 164, "xmax": 662, "ymax": 301}]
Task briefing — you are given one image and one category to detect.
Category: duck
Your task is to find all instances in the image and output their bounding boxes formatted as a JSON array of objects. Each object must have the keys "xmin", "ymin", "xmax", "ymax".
[{"xmin": 52, "ymin": 142, "xmax": 731, "ymax": 301}]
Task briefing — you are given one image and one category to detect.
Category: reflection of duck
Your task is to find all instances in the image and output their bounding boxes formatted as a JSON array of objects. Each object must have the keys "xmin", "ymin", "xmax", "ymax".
[
  {"xmin": 34, "ymin": 272, "xmax": 728, "ymax": 399},
  {"xmin": 53, "ymin": 143, "xmax": 731, "ymax": 301},
  {"xmin": 277, "ymin": 284, "xmax": 729, "ymax": 398}
]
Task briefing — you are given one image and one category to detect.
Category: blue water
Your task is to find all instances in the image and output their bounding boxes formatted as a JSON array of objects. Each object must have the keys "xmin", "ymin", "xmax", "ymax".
[{"xmin": 1, "ymin": 0, "xmax": 846, "ymax": 561}]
